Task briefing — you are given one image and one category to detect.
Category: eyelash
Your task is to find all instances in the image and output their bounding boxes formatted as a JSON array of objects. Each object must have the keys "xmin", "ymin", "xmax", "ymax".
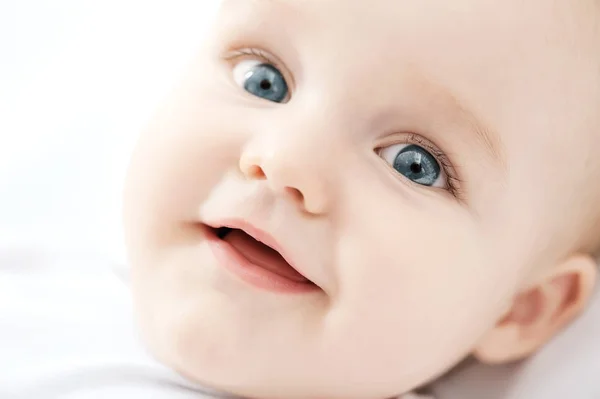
[
  {"xmin": 223, "ymin": 48, "xmax": 464, "ymax": 199},
  {"xmin": 398, "ymin": 134, "xmax": 463, "ymax": 198},
  {"xmin": 224, "ymin": 48, "xmax": 289, "ymax": 81}
]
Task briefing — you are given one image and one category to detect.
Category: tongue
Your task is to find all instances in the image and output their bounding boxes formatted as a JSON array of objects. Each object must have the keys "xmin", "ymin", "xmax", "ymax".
[{"xmin": 224, "ymin": 229, "xmax": 309, "ymax": 283}]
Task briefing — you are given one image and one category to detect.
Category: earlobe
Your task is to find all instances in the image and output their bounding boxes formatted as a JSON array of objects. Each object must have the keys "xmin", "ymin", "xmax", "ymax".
[{"xmin": 473, "ymin": 254, "xmax": 598, "ymax": 365}]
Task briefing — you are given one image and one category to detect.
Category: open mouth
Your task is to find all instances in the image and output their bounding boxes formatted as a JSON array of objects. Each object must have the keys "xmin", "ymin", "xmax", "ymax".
[{"xmin": 210, "ymin": 226, "xmax": 316, "ymax": 286}]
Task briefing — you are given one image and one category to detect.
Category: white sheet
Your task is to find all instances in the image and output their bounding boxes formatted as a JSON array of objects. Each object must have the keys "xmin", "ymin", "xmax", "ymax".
[{"xmin": 0, "ymin": 245, "xmax": 232, "ymax": 399}]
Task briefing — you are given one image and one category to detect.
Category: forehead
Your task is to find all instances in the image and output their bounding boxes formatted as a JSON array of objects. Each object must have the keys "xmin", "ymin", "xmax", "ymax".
[{"xmin": 224, "ymin": 0, "xmax": 595, "ymax": 43}]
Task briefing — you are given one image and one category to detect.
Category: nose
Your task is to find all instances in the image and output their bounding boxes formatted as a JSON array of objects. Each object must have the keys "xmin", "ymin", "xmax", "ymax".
[{"xmin": 239, "ymin": 134, "xmax": 332, "ymax": 215}]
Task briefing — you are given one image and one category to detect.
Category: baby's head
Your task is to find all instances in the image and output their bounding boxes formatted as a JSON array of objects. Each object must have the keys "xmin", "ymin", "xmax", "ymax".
[{"xmin": 123, "ymin": 0, "xmax": 600, "ymax": 397}]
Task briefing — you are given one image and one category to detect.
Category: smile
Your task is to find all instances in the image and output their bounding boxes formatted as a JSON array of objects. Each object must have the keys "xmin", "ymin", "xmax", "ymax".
[{"xmin": 204, "ymin": 222, "xmax": 320, "ymax": 294}]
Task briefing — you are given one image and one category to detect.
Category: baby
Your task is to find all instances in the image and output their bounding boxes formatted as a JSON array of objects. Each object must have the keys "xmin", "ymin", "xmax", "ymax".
[
  {"xmin": 121, "ymin": 0, "xmax": 600, "ymax": 397},
  {"xmin": 118, "ymin": 0, "xmax": 600, "ymax": 398},
  {"xmin": 120, "ymin": 0, "xmax": 600, "ymax": 399}
]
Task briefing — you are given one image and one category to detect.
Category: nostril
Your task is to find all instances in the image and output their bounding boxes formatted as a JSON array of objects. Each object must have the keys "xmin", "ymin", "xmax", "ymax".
[
  {"xmin": 245, "ymin": 165, "xmax": 266, "ymax": 179},
  {"xmin": 284, "ymin": 186, "xmax": 304, "ymax": 204}
]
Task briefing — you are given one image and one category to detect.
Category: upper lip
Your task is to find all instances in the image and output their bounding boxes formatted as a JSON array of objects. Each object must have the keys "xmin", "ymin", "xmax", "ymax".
[{"xmin": 204, "ymin": 218, "xmax": 316, "ymax": 286}]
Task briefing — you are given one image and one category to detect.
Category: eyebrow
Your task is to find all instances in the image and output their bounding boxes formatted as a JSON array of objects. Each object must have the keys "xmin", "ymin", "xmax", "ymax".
[
  {"xmin": 220, "ymin": 0, "xmax": 306, "ymax": 42},
  {"xmin": 455, "ymin": 98, "xmax": 506, "ymax": 168},
  {"xmin": 224, "ymin": 0, "xmax": 300, "ymax": 17},
  {"xmin": 413, "ymin": 73, "xmax": 507, "ymax": 168}
]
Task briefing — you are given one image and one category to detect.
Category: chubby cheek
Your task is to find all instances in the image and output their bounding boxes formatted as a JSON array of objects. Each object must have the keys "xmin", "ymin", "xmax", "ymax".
[
  {"xmin": 331, "ymin": 203, "xmax": 508, "ymax": 382},
  {"xmin": 124, "ymin": 83, "xmax": 249, "ymax": 248}
]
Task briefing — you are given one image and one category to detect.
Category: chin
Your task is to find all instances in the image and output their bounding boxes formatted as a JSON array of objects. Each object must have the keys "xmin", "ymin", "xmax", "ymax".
[{"xmin": 146, "ymin": 321, "xmax": 420, "ymax": 399}]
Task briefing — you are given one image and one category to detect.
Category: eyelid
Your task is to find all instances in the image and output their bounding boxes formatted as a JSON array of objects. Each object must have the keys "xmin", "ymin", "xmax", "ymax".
[
  {"xmin": 376, "ymin": 133, "xmax": 464, "ymax": 200},
  {"xmin": 223, "ymin": 47, "xmax": 296, "ymax": 94}
]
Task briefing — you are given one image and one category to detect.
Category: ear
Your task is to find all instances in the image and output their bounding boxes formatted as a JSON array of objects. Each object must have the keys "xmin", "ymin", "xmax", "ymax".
[{"xmin": 473, "ymin": 254, "xmax": 597, "ymax": 364}]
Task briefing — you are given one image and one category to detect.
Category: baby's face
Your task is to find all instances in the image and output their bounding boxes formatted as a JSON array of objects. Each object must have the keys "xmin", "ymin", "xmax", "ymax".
[{"xmin": 124, "ymin": 0, "xmax": 600, "ymax": 398}]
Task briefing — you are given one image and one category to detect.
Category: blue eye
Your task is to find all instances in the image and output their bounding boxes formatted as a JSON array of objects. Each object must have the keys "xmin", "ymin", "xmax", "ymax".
[
  {"xmin": 233, "ymin": 60, "xmax": 289, "ymax": 103},
  {"xmin": 379, "ymin": 144, "xmax": 443, "ymax": 187}
]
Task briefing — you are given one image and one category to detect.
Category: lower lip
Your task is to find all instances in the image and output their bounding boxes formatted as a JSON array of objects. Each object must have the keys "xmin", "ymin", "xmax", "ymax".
[{"xmin": 205, "ymin": 228, "xmax": 319, "ymax": 294}]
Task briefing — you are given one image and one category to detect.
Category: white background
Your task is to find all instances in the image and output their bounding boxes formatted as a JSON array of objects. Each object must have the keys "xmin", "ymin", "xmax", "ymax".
[{"xmin": 0, "ymin": 0, "xmax": 219, "ymax": 260}]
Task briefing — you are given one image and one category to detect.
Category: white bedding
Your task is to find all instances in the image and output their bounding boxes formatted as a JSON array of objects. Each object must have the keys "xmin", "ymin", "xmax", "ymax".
[{"xmin": 1, "ymin": 2, "xmax": 599, "ymax": 398}]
